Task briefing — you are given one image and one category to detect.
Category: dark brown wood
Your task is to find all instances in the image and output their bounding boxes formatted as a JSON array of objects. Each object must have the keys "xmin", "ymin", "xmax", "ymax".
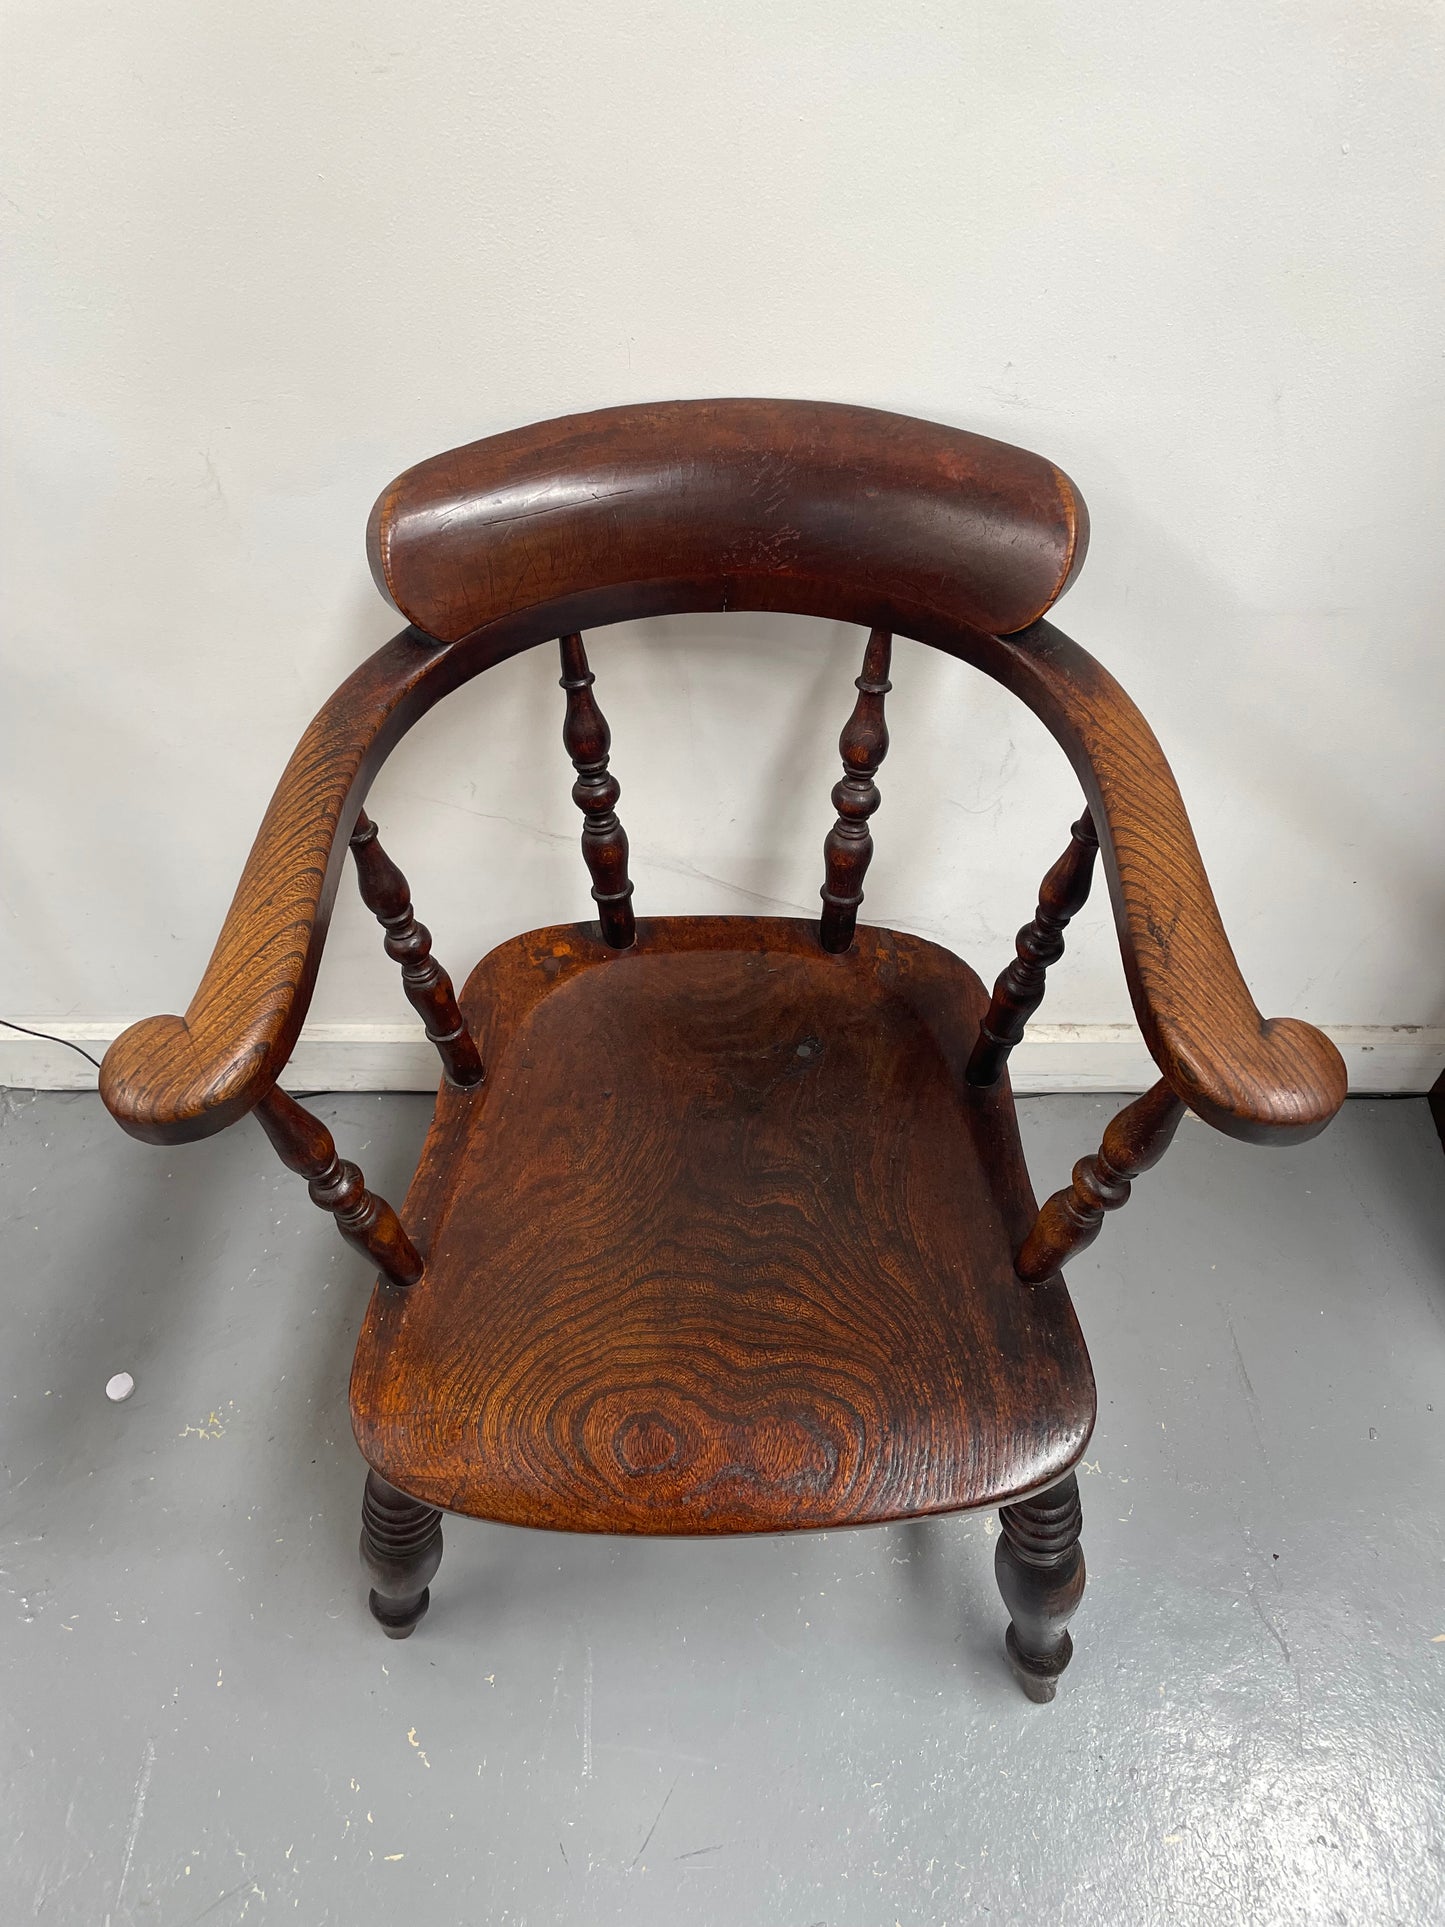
[
  {"xmin": 351, "ymin": 917, "xmax": 1095, "ymax": 1534},
  {"xmin": 1015, "ymin": 1079, "xmax": 1187, "ymax": 1283},
  {"xmin": 368, "ymin": 399, "xmax": 1089, "ymax": 645},
  {"xmin": 558, "ymin": 633, "xmax": 635, "ymax": 948},
  {"xmin": 359, "ymin": 1470, "xmax": 444, "ymax": 1638},
  {"xmin": 253, "ymin": 1085, "xmax": 423, "ymax": 1289},
  {"xmin": 96, "ymin": 401, "xmax": 1355, "ymax": 1676},
  {"xmin": 819, "ymin": 628, "xmax": 892, "ymax": 953},
  {"xmin": 99, "ymin": 404, "xmax": 1345, "ymax": 1151},
  {"xmin": 968, "ymin": 810, "xmax": 1098, "ymax": 1086},
  {"xmin": 994, "ymin": 1473, "xmax": 1085, "ymax": 1702},
  {"xmin": 349, "ymin": 811, "xmax": 482, "ymax": 1088}
]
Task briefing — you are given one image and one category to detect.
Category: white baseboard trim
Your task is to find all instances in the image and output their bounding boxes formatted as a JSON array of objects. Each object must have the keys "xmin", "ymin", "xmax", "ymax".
[{"xmin": 4, "ymin": 1020, "xmax": 1441, "ymax": 1096}]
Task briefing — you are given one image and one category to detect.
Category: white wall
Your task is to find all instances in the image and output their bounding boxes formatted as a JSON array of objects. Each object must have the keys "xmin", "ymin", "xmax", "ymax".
[{"xmin": 4, "ymin": 1, "xmax": 1444, "ymax": 1090}]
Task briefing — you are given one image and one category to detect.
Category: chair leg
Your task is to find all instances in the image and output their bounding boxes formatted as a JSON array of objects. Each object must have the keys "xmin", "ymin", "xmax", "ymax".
[
  {"xmin": 994, "ymin": 1472, "xmax": 1085, "ymax": 1703},
  {"xmin": 360, "ymin": 1469, "xmax": 444, "ymax": 1639}
]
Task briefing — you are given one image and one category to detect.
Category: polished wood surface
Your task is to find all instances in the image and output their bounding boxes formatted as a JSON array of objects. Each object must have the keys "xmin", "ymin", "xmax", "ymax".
[
  {"xmin": 349, "ymin": 917, "xmax": 1096, "ymax": 1532},
  {"xmin": 253, "ymin": 1085, "xmax": 423, "ymax": 1289},
  {"xmin": 98, "ymin": 398, "xmax": 1349, "ymax": 1688},
  {"xmin": 98, "ymin": 404, "xmax": 1344, "ymax": 1150},
  {"xmin": 968, "ymin": 810, "xmax": 1098, "ymax": 1087},
  {"xmin": 349, "ymin": 811, "xmax": 482, "ymax": 1088},
  {"xmin": 995, "ymin": 1473, "xmax": 1085, "ymax": 1703},
  {"xmin": 819, "ymin": 627, "xmax": 892, "ymax": 954},
  {"xmin": 1015, "ymin": 1079, "xmax": 1188, "ymax": 1284},
  {"xmin": 366, "ymin": 399, "xmax": 1089, "ymax": 645},
  {"xmin": 359, "ymin": 1470, "xmax": 443, "ymax": 1639},
  {"xmin": 558, "ymin": 633, "xmax": 635, "ymax": 948}
]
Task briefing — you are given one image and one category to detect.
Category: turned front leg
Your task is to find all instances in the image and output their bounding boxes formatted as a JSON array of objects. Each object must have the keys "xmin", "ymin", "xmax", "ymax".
[
  {"xmin": 1015, "ymin": 1078, "xmax": 1186, "ymax": 1283},
  {"xmin": 360, "ymin": 1471, "xmax": 444, "ymax": 1638},
  {"xmin": 995, "ymin": 1473, "xmax": 1085, "ymax": 1703},
  {"xmin": 254, "ymin": 1086, "xmax": 423, "ymax": 1289}
]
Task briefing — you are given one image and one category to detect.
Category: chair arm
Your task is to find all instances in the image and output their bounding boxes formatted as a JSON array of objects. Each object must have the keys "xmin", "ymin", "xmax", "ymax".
[
  {"xmin": 988, "ymin": 620, "xmax": 1346, "ymax": 1145},
  {"xmin": 101, "ymin": 602, "xmax": 1346, "ymax": 1150},
  {"xmin": 100, "ymin": 630, "xmax": 451, "ymax": 1144}
]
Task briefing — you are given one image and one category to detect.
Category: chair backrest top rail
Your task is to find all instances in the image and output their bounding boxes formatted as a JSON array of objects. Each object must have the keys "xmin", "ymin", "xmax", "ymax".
[{"xmin": 367, "ymin": 398, "xmax": 1088, "ymax": 647}]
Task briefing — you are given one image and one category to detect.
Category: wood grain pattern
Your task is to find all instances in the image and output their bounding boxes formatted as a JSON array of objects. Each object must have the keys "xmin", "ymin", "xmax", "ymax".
[
  {"xmin": 819, "ymin": 628, "xmax": 892, "ymax": 954},
  {"xmin": 254, "ymin": 1085, "xmax": 423, "ymax": 1289},
  {"xmin": 1003, "ymin": 623, "xmax": 1345, "ymax": 1143},
  {"xmin": 1014, "ymin": 1079, "xmax": 1187, "ymax": 1284},
  {"xmin": 99, "ymin": 403, "xmax": 1345, "ymax": 1153},
  {"xmin": 349, "ymin": 811, "xmax": 482, "ymax": 1087},
  {"xmin": 367, "ymin": 399, "xmax": 1088, "ymax": 644},
  {"xmin": 98, "ymin": 401, "xmax": 1352, "ymax": 1669},
  {"xmin": 967, "ymin": 811, "xmax": 1098, "ymax": 1087},
  {"xmin": 558, "ymin": 633, "xmax": 635, "ymax": 948},
  {"xmin": 349, "ymin": 917, "xmax": 1096, "ymax": 1532}
]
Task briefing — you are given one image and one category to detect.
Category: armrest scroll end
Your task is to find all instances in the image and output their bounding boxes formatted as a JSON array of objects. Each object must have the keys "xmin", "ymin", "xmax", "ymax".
[
  {"xmin": 100, "ymin": 1015, "xmax": 270, "ymax": 1146},
  {"xmin": 1172, "ymin": 1016, "xmax": 1347, "ymax": 1147}
]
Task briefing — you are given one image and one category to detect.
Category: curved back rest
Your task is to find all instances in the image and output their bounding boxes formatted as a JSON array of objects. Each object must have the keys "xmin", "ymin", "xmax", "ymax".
[
  {"xmin": 101, "ymin": 397, "xmax": 1344, "ymax": 1153},
  {"xmin": 367, "ymin": 398, "xmax": 1089, "ymax": 646},
  {"xmin": 367, "ymin": 398, "xmax": 1090, "ymax": 965}
]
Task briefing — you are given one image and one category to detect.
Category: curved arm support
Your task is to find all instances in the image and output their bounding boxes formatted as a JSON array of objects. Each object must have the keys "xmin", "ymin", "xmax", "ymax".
[
  {"xmin": 100, "ymin": 592, "xmax": 1346, "ymax": 1152},
  {"xmin": 100, "ymin": 626, "xmax": 492, "ymax": 1143},
  {"xmin": 976, "ymin": 620, "xmax": 1346, "ymax": 1144}
]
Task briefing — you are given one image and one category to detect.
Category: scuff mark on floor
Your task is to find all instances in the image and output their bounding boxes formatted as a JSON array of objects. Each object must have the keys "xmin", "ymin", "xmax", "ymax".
[
  {"xmin": 631, "ymin": 1775, "xmax": 679, "ymax": 1869},
  {"xmin": 104, "ymin": 1734, "xmax": 156, "ymax": 1926},
  {"xmin": 582, "ymin": 1642, "xmax": 594, "ymax": 1780}
]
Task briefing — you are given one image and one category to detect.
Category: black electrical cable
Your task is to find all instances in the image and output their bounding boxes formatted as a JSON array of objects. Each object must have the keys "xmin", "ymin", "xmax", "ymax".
[
  {"xmin": 0, "ymin": 1019, "xmax": 347, "ymax": 1108},
  {"xmin": 0, "ymin": 1018, "xmax": 103, "ymax": 1071}
]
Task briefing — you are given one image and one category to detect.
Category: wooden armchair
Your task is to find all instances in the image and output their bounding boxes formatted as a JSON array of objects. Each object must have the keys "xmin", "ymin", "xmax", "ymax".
[{"xmin": 101, "ymin": 400, "xmax": 1345, "ymax": 1701}]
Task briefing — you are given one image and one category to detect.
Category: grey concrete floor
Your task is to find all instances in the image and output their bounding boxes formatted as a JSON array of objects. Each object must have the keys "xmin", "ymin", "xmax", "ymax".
[{"xmin": 2, "ymin": 1089, "xmax": 1443, "ymax": 1926}]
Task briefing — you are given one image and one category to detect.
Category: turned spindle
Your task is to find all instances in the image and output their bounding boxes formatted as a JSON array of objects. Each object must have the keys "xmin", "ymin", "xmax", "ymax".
[
  {"xmin": 254, "ymin": 1085, "xmax": 423, "ymax": 1289},
  {"xmin": 967, "ymin": 810, "xmax": 1098, "ymax": 1086},
  {"xmin": 558, "ymin": 633, "xmax": 635, "ymax": 948},
  {"xmin": 819, "ymin": 627, "xmax": 892, "ymax": 953},
  {"xmin": 349, "ymin": 811, "xmax": 482, "ymax": 1088},
  {"xmin": 1015, "ymin": 1078, "xmax": 1186, "ymax": 1283},
  {"xmin": 994, "ymin": 1473, "xmax": 1086, "ymax": 1702},
  {"xmin": 360, "ymin": 1469, "xmax": 444, "ymax": 1638}
]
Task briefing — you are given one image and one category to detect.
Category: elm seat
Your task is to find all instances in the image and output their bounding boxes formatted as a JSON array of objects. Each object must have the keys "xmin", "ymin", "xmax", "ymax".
[
  {"xmin": 99, "ymin": 398, "xmax": 1346, "ymax": 1698},
  {"xmin": 350, "ymin": 919, "xmax": 1095, "ymax": 1533}
]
